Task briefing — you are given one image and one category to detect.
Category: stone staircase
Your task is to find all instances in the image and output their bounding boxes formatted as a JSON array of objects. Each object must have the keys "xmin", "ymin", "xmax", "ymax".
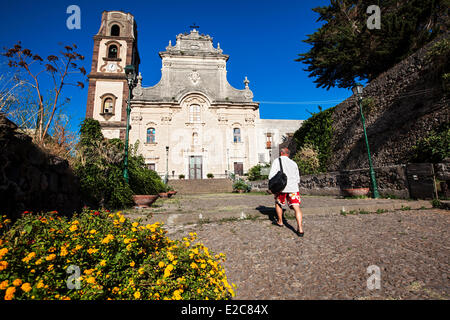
[{"xmin": 168, "ymin": 178, "xmax": 233, "ymax": 194}]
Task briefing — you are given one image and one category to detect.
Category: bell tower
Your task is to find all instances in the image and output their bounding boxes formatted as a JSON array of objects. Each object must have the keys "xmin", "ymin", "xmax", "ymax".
[{"xmin": 85, "ymin": 11, "xmax": 140, "ymax": 140}]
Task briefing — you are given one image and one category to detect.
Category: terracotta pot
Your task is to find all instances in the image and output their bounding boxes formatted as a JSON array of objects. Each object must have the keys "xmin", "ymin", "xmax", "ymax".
[
  {"xmin": 167, "ymin": 190, "xmax": 177, "ymax": 198},
  {"xmin": 343, "ymin": 188, "xmax": 370, "ymax": 197},
  {"xmin": 158, "ymin": 192, "xmax": 169, "ymax": 198},
  {"xmin": 132, "ymin": 195, "xmax": 159, "ymax": 208}
]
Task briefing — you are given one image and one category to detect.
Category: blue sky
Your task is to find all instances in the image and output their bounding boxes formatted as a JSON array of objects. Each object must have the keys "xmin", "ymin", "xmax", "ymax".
[{"xmin": 1, "ymin": 0, "xmax": 352, "ymax": 133}]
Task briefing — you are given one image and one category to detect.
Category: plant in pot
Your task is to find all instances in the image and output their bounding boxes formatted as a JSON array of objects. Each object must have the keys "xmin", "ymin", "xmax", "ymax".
[
  {"xmin": 207, "ymin": 173, "xmax": 214, "ymax": 179},
  {"xmin": 166, "ymin": 185, "xmax": 177, "ymax": 198},
  {"xmin": 232, "ymin": 179, "xmax": 251, "ymax": 193},
  {"xmin": 178, "ymin": 174, "xmax": 185, "ymax": 180},
  {"xmin": 128, "ymin": 143, "xmax": 166, "ymax": 207}
]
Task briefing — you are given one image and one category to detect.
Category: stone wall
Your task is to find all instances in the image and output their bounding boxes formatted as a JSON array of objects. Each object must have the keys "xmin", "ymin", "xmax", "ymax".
[
  {"xmin": 328, "ymin": 33, "xmax": 449, "ymax": 171},
  {"xmin": 0, "ymin": 114, "xmax": 81, "ymax": 220},
  {"xmin": 298, "ymin": 165, "xmax": 410, "ymax": 198},
  {"xmin": 249, "ymin": 162, "xmax": 449, "ymax": 199}
]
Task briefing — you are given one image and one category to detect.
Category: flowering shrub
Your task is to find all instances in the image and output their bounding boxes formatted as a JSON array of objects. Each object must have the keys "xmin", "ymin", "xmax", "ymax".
[{"xmin": 0, "ymin": 210, "xmax": 235, "ymax": 300}]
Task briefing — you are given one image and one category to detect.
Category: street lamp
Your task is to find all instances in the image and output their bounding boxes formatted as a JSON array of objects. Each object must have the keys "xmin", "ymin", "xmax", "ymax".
[
  {"xmin": 164, "ymin": 146, "xmax": 169, "ymax": 184},
  {"xmin": 352, "ymin": 83, "xmax": 379, "ymax": 199},
  {"xmin": 123, "ymin": 64, "xmax": 136, "ymax": 183}
]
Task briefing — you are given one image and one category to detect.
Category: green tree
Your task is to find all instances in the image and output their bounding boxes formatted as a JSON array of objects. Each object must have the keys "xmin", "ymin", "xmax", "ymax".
[
  {"xmin": 297, "ymin": 0, "xmax": 448, "ymax": 89},
  {"xmin": 293, "ymin": 107, "xmax": 334, "ymax": 171}
]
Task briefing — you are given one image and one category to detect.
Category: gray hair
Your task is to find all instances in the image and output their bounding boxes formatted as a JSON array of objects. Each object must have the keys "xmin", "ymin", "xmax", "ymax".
[{"xmin": 280, "ymin": 148, "xmax": 290, "ymax": 156}]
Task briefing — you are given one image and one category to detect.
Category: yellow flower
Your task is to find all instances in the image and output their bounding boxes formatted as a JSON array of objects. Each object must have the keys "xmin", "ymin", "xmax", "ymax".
[
  {"xmin": 35, "ymin": 259, "xmax": 43, "ymax": 265},
  {"xmin": 60, "ymin": 246, "xmax": 68, "ymax": 257},
  {"xmin": 21, "ymin": 283, "xmax": 32, "ymax": 293},
  {"xmin": 130, "ymin": 261, "xmax": 135, "ymax": 267},
  {"xmin": 138, "ymin": 268, "xmax": 144, "ymax": 275},
  {"xmin": 4, "ymin": 287, "xmax": 15, "ymax": 300},
  {"xmin": 86, "ymin": 277, "xmax": 96, "ymax": 284},
  {"xmin": 69, "ymin": 224, "xmax": 78, "ymax": 232},
  {"xmin": 164, "ymin": 264, "xmax": 174, "ymax": 278},
  {"xmin": 132, "ymin": 222, "xmax": 139, "ymax": 228},
  {"xmin": 37, "ymin": 281, "xmax": 44, "ymax": 289},
  {"xmin": 0, "ymin": 260, "xmax": 8, "ymax": 271},
  {"xmin": 12, "ymin": 279, "xmax": 22, "ymax": 287},
  {"xmin": 158, "ymin": 261, "xmax": 165, "ymax": 268},
  {"xmin": 134, "ymin": 291, "xmax": 141, "ymax": 299},
  {"xmin": 45, "ymin": 254, "xmax": 56, "ymax": 261},
  {"xmin": 0, "ymin": 247, "xmax": 8, "ymax": 259},
  {"xmin": 22, "ymin": 252, "xmax": 36, "ymax": 263},
  {"xmin": 89, "ymin": 229, "xmax": 97, "ymax": 234},
  {"xmin": 0, "ymin": 280, "xmax": 8, "ymax": 290},
  {"xmin": 87, "ymin": 247, "xmax": 98, "ymax": 255},
  {"xmin": 47, "ymin": 264, "xmax": 54, "ymax": 271},
  {"xmin": 101, "ymin": 234, "xmax": 114, "ymax": 244},
  {"xmin": 190, "ymin": 262, "xmax": 198, "ymax": 269},
  {"xmin": 100, "ymin": 260, "xmax": 107, "ymax": 267}
]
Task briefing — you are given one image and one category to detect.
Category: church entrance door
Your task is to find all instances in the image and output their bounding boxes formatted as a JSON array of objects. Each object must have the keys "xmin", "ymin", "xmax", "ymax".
[
  {"xmin": 189, "ymin": 156, "xmax": 203, "ymax": 179},
  {"xmin": 234, "ymin": 162, "xmax": 243, "ymax": 176}
]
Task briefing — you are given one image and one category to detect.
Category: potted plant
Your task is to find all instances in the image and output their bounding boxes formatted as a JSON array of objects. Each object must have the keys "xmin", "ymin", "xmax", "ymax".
[
  {"xmin": 207, "ymin": 173, "xmax": 214, "ymax": 179},
  {"xmin": 178, "ymin": 174, "xmax": 185, "ymax": 180},
  {"xmin": 167, "ymin": 185, "xmax": 177, "ymax": 198},
  {"xmin": 342, "ymin": 188, "xmax": 370, "ymax": 197},
  {"xmin": 132, "ymin": 194, "xmax": 160, "ymax": 208},
  {"xmin": 232, "ymin": 179, "xmax": 251, "ymax": 193}
]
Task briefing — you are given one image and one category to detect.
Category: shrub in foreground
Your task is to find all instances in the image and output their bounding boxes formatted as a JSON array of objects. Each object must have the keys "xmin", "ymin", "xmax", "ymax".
[{"xmin": 0, "ymin": 210, "xmax": 235, "ymax": 300}]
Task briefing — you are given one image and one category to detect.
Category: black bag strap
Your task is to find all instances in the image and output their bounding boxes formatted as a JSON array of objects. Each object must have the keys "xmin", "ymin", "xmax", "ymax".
[{"xmin": 278, "ymin": 157, "xmax": 284, "ymax": 173}]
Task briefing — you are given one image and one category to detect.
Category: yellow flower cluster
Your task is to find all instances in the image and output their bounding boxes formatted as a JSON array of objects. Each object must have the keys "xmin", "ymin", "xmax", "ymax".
[{"xmin": 0, "ymin": 209, "xmax": 235, "ymax": 300}]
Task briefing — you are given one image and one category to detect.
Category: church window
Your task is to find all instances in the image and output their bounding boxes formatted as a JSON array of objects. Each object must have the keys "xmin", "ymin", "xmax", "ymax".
[
  {"xmin": 189, "ymin": 104, "xmax": 201, "ymax": 122},
  {"xmin": 147, "ymin": 128, "xmax": 156, "ymax": 143},
  {"xmin": 147, "ymin": 163, "xmax": 156, "ymax": 171},
  {"xmin": 102, "ymin": 96, "xmax": 115, "ymax": 114},
  {"xmin": 233, "ymin": 128, "xmax": 241, "ymax": 143},
  {"xmin": 192, "ymin": 132, "xmax": 199, "ymax": 145},
  {"xmin": 108, "ymin": 45, "xmax": 118, "ymax": 59},
  {"xmin": 111, "ymin": 24, "xmax": 120, "ymax": 36}
]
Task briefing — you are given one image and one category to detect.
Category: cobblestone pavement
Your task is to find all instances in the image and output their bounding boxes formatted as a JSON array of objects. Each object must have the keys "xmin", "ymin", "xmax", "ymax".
[{"xmin": 170, "ymin": 209, "xmax": 449, "ymax": 300}]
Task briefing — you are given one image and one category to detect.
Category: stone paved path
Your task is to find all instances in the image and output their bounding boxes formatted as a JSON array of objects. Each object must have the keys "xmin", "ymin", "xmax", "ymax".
[{"xmin": 123, "ymin": 194, "xmax": 449, "ymax": 300}]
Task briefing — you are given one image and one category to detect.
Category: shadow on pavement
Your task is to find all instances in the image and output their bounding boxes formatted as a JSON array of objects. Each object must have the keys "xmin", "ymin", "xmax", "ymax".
[{"xmin": 255, "ymin": 205, "xmax": 298, "ymax": 235}]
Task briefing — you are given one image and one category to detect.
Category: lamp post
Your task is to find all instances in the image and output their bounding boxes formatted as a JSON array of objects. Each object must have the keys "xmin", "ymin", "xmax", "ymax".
[
  {"xmin": 164, "ymin": 146, "xmax": 169, "ymax": 184},
  {"xmin": 352, "ymin": 83, "xmax": 380, "ymax": 199},
  {"xmin": 123, "ymin": 65, "xmax": 136, "ymax": 184}
]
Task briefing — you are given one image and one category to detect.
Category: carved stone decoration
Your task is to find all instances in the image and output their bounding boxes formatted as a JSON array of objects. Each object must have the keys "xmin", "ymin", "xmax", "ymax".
[
  {"xmin": 133, "ymin": 72, "xmax": 143, "ymax": 97},
  {"xmin": 188, "ymin": 71, "xmax": 201, "ymax": 85},
  {"xmin": 161, "ymin": 114, "xmax": 172, "ymax": 123},
  {"xmin": 131, "ymin": 113, "xmax": 142, "ymax": 124}
]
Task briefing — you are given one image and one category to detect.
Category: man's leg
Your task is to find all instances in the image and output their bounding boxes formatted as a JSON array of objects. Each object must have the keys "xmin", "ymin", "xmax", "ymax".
[
  {"xmin": 292, "ymin": 205, "xmax": 304, "ymax": 233},
  {"xmin": 275, "ymin": 202, "xmax": 284, "ymax": 226}
]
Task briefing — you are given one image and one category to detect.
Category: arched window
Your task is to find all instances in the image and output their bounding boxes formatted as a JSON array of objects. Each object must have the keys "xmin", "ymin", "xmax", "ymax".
[
  {"xmin": 108, "ymin": 45, "xmax": 118, "ymax": 59},
  {"xmin": 147, "ymin": 128, "xmax": 156, "ymax": 143},
  {"xmin": 189, "ymin": 104, "xmax": 201, "ymax": 122},
  {"xmin": 110, "ymin": 24, "xmax": 120, "ymax": 36},
  {"xmin": 233, "ymin": 128, "xmax": 241, "ymax": 143},
  {"xmin": 102, "ymin": 96, "xmax": 114, "ymax": 114}
]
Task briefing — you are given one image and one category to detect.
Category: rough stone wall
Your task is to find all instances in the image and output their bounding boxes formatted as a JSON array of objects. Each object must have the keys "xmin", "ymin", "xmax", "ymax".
[
  {"xmin": 328, "ymin": 33, "xmax": 449, "ymax": 171},
  {"xmin": 0, "ymin": 114, "xmax": 81, "ymax": 220},
  {"xmin": 298, "ymin": 165, "xmax": 410, "ymax": 198}
]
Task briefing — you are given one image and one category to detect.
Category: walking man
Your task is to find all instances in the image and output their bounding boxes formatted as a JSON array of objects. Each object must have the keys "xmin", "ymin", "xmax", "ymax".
[{"xmin": 268, "ymin": 148, "xmax": 304, "ymax": 237}]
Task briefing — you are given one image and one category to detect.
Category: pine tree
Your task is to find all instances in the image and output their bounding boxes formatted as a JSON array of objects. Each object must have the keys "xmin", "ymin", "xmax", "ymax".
[{"xmin": 297, "ymin": 0, "xmax": 448, "ymax": 89}]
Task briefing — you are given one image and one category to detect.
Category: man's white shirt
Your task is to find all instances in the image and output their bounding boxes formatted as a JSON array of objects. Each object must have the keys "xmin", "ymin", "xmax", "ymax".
[{"xmin": 268, "ymin": 156, "xmax": 300, "ymax": 193}]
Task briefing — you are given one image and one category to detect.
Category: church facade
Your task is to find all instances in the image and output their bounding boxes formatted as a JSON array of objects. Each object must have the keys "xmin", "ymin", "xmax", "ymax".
[{"xmin": 86, "ymin": 11, "xmax": 303, "ymax": 179}]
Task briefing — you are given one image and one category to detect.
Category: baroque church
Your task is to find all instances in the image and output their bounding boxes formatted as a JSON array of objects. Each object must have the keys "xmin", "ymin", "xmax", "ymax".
[{"xmin": 86, "ymin": 11, "xmax": 303, "ymax": 179}]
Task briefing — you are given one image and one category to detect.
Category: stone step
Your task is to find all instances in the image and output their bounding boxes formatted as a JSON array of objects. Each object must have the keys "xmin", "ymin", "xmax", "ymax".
[{"xmin": 168, "ymin": 178, "xmax": 233, "ymax": 194}]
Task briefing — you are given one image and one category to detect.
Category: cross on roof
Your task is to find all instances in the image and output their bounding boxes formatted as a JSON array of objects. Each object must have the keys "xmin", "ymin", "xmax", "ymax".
[{"xmin": 190, "ymin": 23, "xmax": 200, "ymax": 30}]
